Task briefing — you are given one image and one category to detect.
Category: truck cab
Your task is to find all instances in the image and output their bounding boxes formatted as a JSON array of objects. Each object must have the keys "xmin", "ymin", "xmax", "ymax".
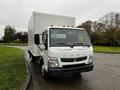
[{"xmin": 33, "ymin": 26, "xmax": 94, "ymax": 78}]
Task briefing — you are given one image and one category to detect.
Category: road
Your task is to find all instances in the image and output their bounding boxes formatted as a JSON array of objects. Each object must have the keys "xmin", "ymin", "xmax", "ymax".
[{"xmin": 14, "ymin": 46, "xmax": 120, "ymax": 90}]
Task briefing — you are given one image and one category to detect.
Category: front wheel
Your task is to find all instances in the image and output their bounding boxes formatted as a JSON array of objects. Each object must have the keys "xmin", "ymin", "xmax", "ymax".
[
  {"xmin": 31, "ymin": 56, "xmax": 36, "ymax": 63},
  {"xmin": 41, "ymin": 65, "xmax": 49, "ymax": 79}
]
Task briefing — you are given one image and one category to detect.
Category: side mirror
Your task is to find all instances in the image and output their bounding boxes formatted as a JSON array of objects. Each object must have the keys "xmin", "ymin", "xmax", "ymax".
[
  {"xmin": 34, "ymin": 34, "xmax": 40, "ymax": 44},
  {"xmin": 44, "ymin": 41, "xmax": 48, "ymax": 50}
]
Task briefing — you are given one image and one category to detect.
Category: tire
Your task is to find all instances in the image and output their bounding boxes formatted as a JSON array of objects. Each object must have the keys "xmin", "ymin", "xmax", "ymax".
[
  {"xmin": 30, "ymin": 55, "xmax": 36, "ymax": 63},
  {"xmin": 36, "ymin": 56, "xmax": 43, "ymax": 67},
  {"xmin": 28, "ymin": 50, "xmax": 31, "ymax": 59},
  {"xmin": 28, "ymin": 50, "xmax": 36, "ymax": 63},
  {"xmin": 41, "ymin": 64, "xmax": 49, "ymax": 79}
]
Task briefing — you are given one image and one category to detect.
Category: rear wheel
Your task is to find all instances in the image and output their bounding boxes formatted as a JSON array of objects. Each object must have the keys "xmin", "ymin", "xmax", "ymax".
[{"xmin": 28, "ymin": 51, "xmax": 36, "ymax": 63}]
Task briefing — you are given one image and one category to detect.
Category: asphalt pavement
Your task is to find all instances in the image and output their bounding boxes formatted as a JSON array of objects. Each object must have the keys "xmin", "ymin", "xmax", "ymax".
[
  {"xmin": 13, "ymin": 46, "xmax": 120, "ymax": 90},
  {"xmin": 25, "ymin": 52, "xmax": 120, "ymax": 90}
]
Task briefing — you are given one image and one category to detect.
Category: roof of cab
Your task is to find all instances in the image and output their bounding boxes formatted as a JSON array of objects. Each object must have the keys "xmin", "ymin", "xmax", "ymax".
[{"xmin": 48, "ymin": 26, "xmax": 85, "ymax": 30}]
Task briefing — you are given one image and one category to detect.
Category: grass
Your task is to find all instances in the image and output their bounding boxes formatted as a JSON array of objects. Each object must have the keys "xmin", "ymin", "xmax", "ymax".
[
  {"xmin": 0, "ymin": 45, "xmax": 26, "ymax": 90},
  {"xmin": 93, "ymin": 46, "xmax": 120, "ymax": 54}
]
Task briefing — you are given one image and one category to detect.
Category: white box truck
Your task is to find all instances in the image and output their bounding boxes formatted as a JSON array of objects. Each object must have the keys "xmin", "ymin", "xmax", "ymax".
[{"xmin": 28, "ymin": 11, "xmax": 94, "ymax": 79}]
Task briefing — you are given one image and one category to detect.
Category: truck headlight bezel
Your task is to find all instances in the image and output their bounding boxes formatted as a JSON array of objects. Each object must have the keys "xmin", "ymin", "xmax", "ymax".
[
  {"xmin": 48, "ymin": 57, "xmax": 59, "ymax": 68},
  {"xmin": 88, "ymin": 55, "xmax": 93, "ymax": 64}
]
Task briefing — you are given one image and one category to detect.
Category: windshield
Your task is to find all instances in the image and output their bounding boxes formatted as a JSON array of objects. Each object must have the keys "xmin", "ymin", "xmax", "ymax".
[{"xmin": 49, "ymin": 28, "xmax": 91, "ymax": 47}]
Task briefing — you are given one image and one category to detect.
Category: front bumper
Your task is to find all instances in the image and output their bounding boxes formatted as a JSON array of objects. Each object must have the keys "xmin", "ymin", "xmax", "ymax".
[{"xmin": 48, "ymin": 63, "xmax": 94, "ymax": 77}]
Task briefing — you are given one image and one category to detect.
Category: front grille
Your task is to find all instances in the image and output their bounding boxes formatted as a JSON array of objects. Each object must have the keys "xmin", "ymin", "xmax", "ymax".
[
  {"xmin": 61, "ymin": 58, "xmax": 74, "ymax": 62},
  {"xmin": 61, "ymin": 56, "xmax": 87, "ymax": 62},
  {"xmin": 63, "ymin": 63, "xmax": 86, "ymax": 68},
  {"xmin": 76, "ymin": 56, "xmax": 87, "ymax": 61}
]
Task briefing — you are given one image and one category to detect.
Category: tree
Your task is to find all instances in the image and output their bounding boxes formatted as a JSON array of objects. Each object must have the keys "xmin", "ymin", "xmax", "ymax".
[
  {"xmin": 77, "ymin": 20, "xmax": 92, "ymax": 35},
  {"xmin": 99, "ymin": 12, "xmax": 120, "ymax": 46},
  {"xmin": 99, "ymin": 12, "xmax": 120, "ymax": 29},
  {"xmin": 15, "ymin": 31, "xmax": 28, "ymax": 43},
  {"xmin": 91, "ymin": 21, "xmax": 107, "ymax": 33},
  {"xmin": 115, "ymin": 29, "xmax": 120, "ymax": 46},
  {"xmin": 3, "ymin": 25, "xmax": 16, "ymax": 43},
  {"xmin": 77, "ymin": 12, "xmax": 120, "ymax": 46}
]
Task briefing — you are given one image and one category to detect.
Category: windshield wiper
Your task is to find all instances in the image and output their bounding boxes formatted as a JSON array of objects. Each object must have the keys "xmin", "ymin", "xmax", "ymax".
[
  {"xmin": 74, "ymin": 42, "xmax": 91, "ymax": 47},
  {"xmin": 51, "ymin": 42, "xmax": 67, "ymax": 45},
  {"xmin": 52, "ymin": 42, "xmax": 74, "ymax": 48},
  {"xmin": 51, "ymin": 42, "xmax": 91, "ymax": 47}
]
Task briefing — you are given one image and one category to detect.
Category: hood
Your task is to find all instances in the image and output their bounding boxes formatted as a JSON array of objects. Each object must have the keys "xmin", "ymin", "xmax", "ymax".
[{"xmin": 48, "ymin": 46, "xmax": 93, "ymax": 58}]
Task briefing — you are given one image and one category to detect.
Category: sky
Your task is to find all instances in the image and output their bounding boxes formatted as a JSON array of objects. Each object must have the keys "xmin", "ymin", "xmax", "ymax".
[{"xmin": 0, "ymin": 0, "xmax": 120, "ymax": 39}]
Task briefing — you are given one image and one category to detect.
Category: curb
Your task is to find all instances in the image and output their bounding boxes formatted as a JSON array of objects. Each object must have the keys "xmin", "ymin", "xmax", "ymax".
[{"xmin": 21, "ymin": 52, "xmax": 31, "ymax": 90}]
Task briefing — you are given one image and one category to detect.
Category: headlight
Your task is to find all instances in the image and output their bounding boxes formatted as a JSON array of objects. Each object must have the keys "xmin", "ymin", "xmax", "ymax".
[
  {"xmin": 88, "ymin": 55, "xmax": 93, "ymax": 64},
  {"xmin": 48, "ymin": 57, "xmax": 59, "ymax": 68}
]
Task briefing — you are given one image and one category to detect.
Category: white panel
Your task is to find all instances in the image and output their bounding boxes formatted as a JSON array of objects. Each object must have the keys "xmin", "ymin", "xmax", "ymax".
[
  {"xmin": 34, "ymin": 11, "xmax": 75, "ymax": 34},
  {"xmin": 28, "ymin": 13, "xmax": 34, "ymax": 55}
]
